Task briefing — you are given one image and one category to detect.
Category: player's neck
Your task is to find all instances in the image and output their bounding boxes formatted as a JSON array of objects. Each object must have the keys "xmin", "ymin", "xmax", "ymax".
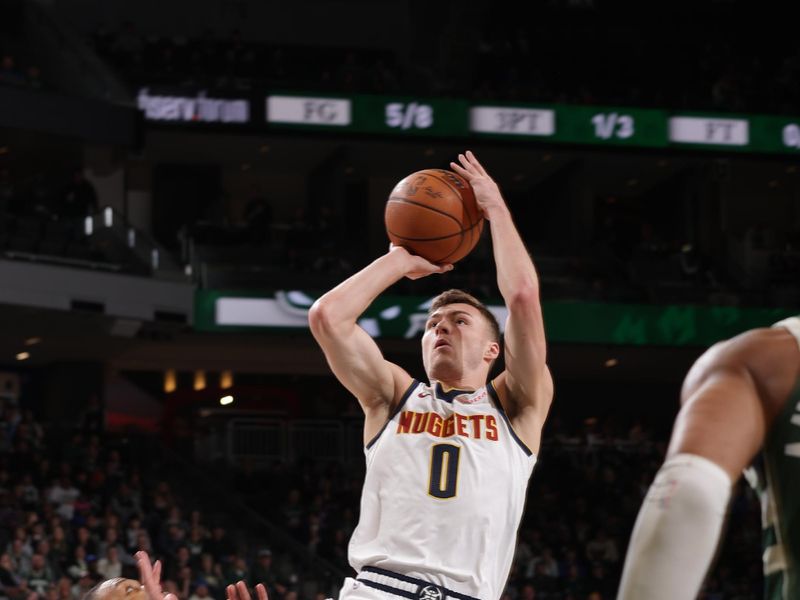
[{"xmin": 432, "ymin": 378, "xmax": 485, "ymax": 393}]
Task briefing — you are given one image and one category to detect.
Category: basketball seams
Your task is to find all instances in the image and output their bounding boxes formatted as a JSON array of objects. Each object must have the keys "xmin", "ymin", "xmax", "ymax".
[
  {"xmin": 387, "ymin": 197, "xmax": 463, "ymax": 228},
  {"xmin": 423, "ymin": 171, "xmax": 476, "ymax": 227},
  {"xmin": 387, "ymin": 230, "xmax": 463, "ymax": 242}
]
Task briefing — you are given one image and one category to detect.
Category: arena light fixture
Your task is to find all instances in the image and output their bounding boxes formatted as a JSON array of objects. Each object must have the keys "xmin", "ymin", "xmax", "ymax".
[
  {"xmin": 193, "ymin": 370, "xmax": 206, "ymax": 391},
  {"xmin": 15, "ymin": 352, "xmax": 30, "ymax": 361},
  {"xmin": 604, "ymin": 358, "xmax": 619, "ymax": 367},
  {"xmin": 220, "ymin": 370, "xmax": 234, "ymax": 389},
  {"xmin": 220, "ymin": 395, "xmax": 234, "ymax": 406},
  {"xmin": 24, "ymin": 337, "xmax": 41, "ymax": 346},
  {"xmin": 164, "ymin": 369, "xmax": 177, "ymax": 393}
]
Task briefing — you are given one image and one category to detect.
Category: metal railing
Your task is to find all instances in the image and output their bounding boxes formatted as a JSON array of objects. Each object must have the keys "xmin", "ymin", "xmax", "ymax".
[{"xmin": 86, "ymin": 206, "xmax": 189, "ymax": 280}]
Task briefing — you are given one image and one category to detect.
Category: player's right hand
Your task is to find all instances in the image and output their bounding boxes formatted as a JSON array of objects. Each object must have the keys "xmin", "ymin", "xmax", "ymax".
[
  {"xmin": 136, "ymin": 551, "xmax": 178, "ymax": 600},
  {"xmin": 389, "ymin": 244, "xmax": 453, "ymax": 280},
  {"xmin": 227, "ymin": 581, "xmax": 268, "ymax": 600}
]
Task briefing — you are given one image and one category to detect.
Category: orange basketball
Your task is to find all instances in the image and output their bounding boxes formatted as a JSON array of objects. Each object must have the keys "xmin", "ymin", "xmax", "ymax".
[{"xmin": 384, "ymin": 169, "xmax": 484, "ymax": 264}]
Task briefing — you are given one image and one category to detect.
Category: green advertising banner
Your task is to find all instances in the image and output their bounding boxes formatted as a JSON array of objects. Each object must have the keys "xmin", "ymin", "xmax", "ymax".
[
  {"xmin": 750, "ymin": 115, "xmax": 800, "ymax": 154},
  {"xmin": 195, "ymin": 290, "xmax": 795, "ymax": 347}
]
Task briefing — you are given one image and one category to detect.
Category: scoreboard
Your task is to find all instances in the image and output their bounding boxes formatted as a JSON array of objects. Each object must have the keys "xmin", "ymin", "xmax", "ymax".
[{"xmin": 137, "ymin": 87, "xmax": 800, "ymax": 155}]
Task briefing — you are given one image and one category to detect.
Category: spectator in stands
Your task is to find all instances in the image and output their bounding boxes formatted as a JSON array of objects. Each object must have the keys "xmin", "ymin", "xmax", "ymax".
[
  {"xmin": 47, "ymin": 476, "xmax": 79, "ymax": 521},
  {"xmin": 585, "ymin": 528, "xmax": 619, "ymax": 564},
  {"xmin": 111, "ymin": 22, "xmax": 144, "ymax": 69},
  {"xmin": 134, "ymin": 532, "xmax": 152, "ymax": 557},
  {"xmin": 49, "ymin": 526, "xmax": 69, "ymax": 571},
  {"xmin": 79, "ymin": 396, "xmax": 104, "ymax": 436},
  {"xmin": 526, "ymin": 547, "xmax": 559, "ymax": 579},
  {"xmin": 0, "ymin": 168, "xmax": 14, "ymax": 215},
  {"xmin": 66, "ymin": 545, "xmax": 89, "ymax": 581},
  {"xmin": 0, "ymin": 552, "xmax": 25, "ymax": 599},
  {"xmin": 195, "ymin": 553, "xmax": 223, "ymax": 597},
  {"xmin": 165, "ymin": 546, "xmax": 191, "ymax": 582},
  {"xmin": 97, "ymin": 547, "xmax": 123, "ymax": 580},
  {"xmin": 35, "ymin": 540, "xmax": 61, "ymax": 580},
  {"xmin": 242, "ymin": 186, "xmax": 273, "ymax": 246},
  {"xmin": 24, "ymin": 553, "xmax": 55, "ymax": 596},
  {"xmin": 174, "ymin": 565, "xmax": 193, "ymax": 600},
  {"xmin": 7, "ymin": 540, "xmax": 31, "ymax": 576},
  {"xmin": 185, "ymin": 527, "xmax": 205, "ymax": 560},
  {"xmin": 188, "ymin": 582, "xmax": 211, "ymax": 600},
  {"xmin": 24, "ymin": 66, "xmax": 42, "ymax": 91},
  {"xmin": 100, "ymin": 529, "xmax": 135, "ymax": 567},
  {"xmin": 249, "ymin": 549, "xmax": 276, "ymax": 595},
  {"xmin": 60, "ymin": 169, "xmax": 98, "ymax": 220},
  {"xmin": 204, "ymin": 526, "xmax": 233, "ymax": 563},
  {"xmin": 124, "ymin": 516, "xmax": 145, "ymax": 553},
  {"xmin": 151, "ymin": 482, "xmax": 174, "ymax": 516},
  {"xmin": 0, "ymin": 56, "xmax": 25, "ymax": 87},
  {"xmin": 280, "ymin": 491, "xmax": 304, "ymax": 540},
  {"xmin": 225, "ymin": 556, "xmax": 249, "ymax": 589},
  {"xmin": 158, "ymin": 526, "xmax": 185, "ymax": 565}
]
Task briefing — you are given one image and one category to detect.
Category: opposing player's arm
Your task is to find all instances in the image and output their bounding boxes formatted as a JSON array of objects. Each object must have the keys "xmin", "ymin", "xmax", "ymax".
[
  {"xmin": 682, "ymin": 326, "xmax": 800, "ymax": 410},
  {"xmin": 671, "ymin": 325, "xmax": 800, "ymax": 477},
  {"xmin": 451, "ymin": 152, "xmax": 552, "ymax": 453},
  {"xmin": 309, "ymin": 247, "xmax": 451, "ymax": 434}
]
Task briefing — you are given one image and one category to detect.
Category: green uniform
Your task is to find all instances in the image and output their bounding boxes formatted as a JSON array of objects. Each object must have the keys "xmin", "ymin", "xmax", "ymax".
[{"xmin": 746, "ymin": 317, "xmax": 800, "ymax": 599}]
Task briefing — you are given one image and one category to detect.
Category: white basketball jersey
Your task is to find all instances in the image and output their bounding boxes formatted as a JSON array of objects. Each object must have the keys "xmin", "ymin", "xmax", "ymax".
[{"xmin": 348, "ymin": 379, "xmax": 537, "ymax": 600}]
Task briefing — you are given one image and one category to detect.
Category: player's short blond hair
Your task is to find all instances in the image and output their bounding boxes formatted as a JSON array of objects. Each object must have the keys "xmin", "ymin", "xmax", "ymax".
[{"xmin": 428, "ymin": 289, "xmax": 501, "ymax": 343}]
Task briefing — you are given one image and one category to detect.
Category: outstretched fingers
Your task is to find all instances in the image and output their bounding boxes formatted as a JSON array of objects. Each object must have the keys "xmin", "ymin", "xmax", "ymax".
[
  {"xmin": 449, "ymin": 160, "xmax": 471, "ymax": 180},
  {"xmin": 236, "ymin": 581, "xmax": 253, "ymax": 600},
  {"xmin": 464, "ymin": 150, "xmax": 488, "ymax": 175},
  {"xmin": 136, "ymin": 551, "xmax": 174, "ymax": 600},
  {"xmin": 450, "ymin": 151, "xmax": 487, "ymax": 180}
]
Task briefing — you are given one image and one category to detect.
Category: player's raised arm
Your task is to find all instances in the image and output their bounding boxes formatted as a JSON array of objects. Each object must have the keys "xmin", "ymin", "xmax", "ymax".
[
  {"xmin": 450, "ymin": 151, "xmax": 552, "ymax": 453},
  {"xmin": 309, "ymin": 246, "xmax": 451, "ymax": 438}
]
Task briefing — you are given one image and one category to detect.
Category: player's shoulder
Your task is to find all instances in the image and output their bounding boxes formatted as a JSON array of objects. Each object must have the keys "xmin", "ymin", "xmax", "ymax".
[
  {"xmin": 688, "ymin": 322, "xmax": 800, "ymax": 392},
  {"xmin": 710, "ymin": 324, "xmax": 798, "ymax": 363}
]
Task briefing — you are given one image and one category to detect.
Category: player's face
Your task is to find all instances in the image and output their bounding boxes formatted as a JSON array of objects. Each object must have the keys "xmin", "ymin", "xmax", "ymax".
[
  {"xmin": 94, "ymin": 578, "xmax": 147, "ymax": 600},
  {"xmin": 422, "ymin": 303, "xmax": 498, "ymax": 383}
]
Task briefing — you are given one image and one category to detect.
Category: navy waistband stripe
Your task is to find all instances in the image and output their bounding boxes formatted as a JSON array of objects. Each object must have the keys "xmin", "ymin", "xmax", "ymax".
[
  {"xmin": 358, "ymin": 579, "xmax": 416, "ymax": 600},
  {"xmin": 358, "ymin": 567, "xmax": 481, "ymax": 600}
]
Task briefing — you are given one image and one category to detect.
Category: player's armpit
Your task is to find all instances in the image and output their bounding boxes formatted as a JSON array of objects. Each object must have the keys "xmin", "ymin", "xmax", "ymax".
[{"xmin": 493, "ymin": 367, "xmax": 552, "ymax": 454}]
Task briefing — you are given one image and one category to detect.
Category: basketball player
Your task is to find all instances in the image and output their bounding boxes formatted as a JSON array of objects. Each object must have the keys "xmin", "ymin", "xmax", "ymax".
[
  {"xmin": 80, "ymin": 552, "xmax": 176, "ymax": 600},
  {"xmin": 309, "ymin": 151, "xmax": 553, "ymax": 600},
  {"xmin": 83, "ymin": 552, "xmax": 266, "ymax": 600},
  {"xmin": 616, "ymin": 317, "xmax": 800, "ymax": 599}
]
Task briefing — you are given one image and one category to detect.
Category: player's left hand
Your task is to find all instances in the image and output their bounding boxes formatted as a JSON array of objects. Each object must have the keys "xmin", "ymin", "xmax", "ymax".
[
  {"xmin": 450, "ymin": 150, "xmax": 508, "ymax": 221},
  {"xmin": 389, "ymin": 244, "xmax": 454, "ymax": 279},
  {"xmin": 227, "ymin": 581, "xmax": 268, "ymax": 600},
  {"xmin": 136, "ymin": 551, "xmax": 178, "ymax": 600}
]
